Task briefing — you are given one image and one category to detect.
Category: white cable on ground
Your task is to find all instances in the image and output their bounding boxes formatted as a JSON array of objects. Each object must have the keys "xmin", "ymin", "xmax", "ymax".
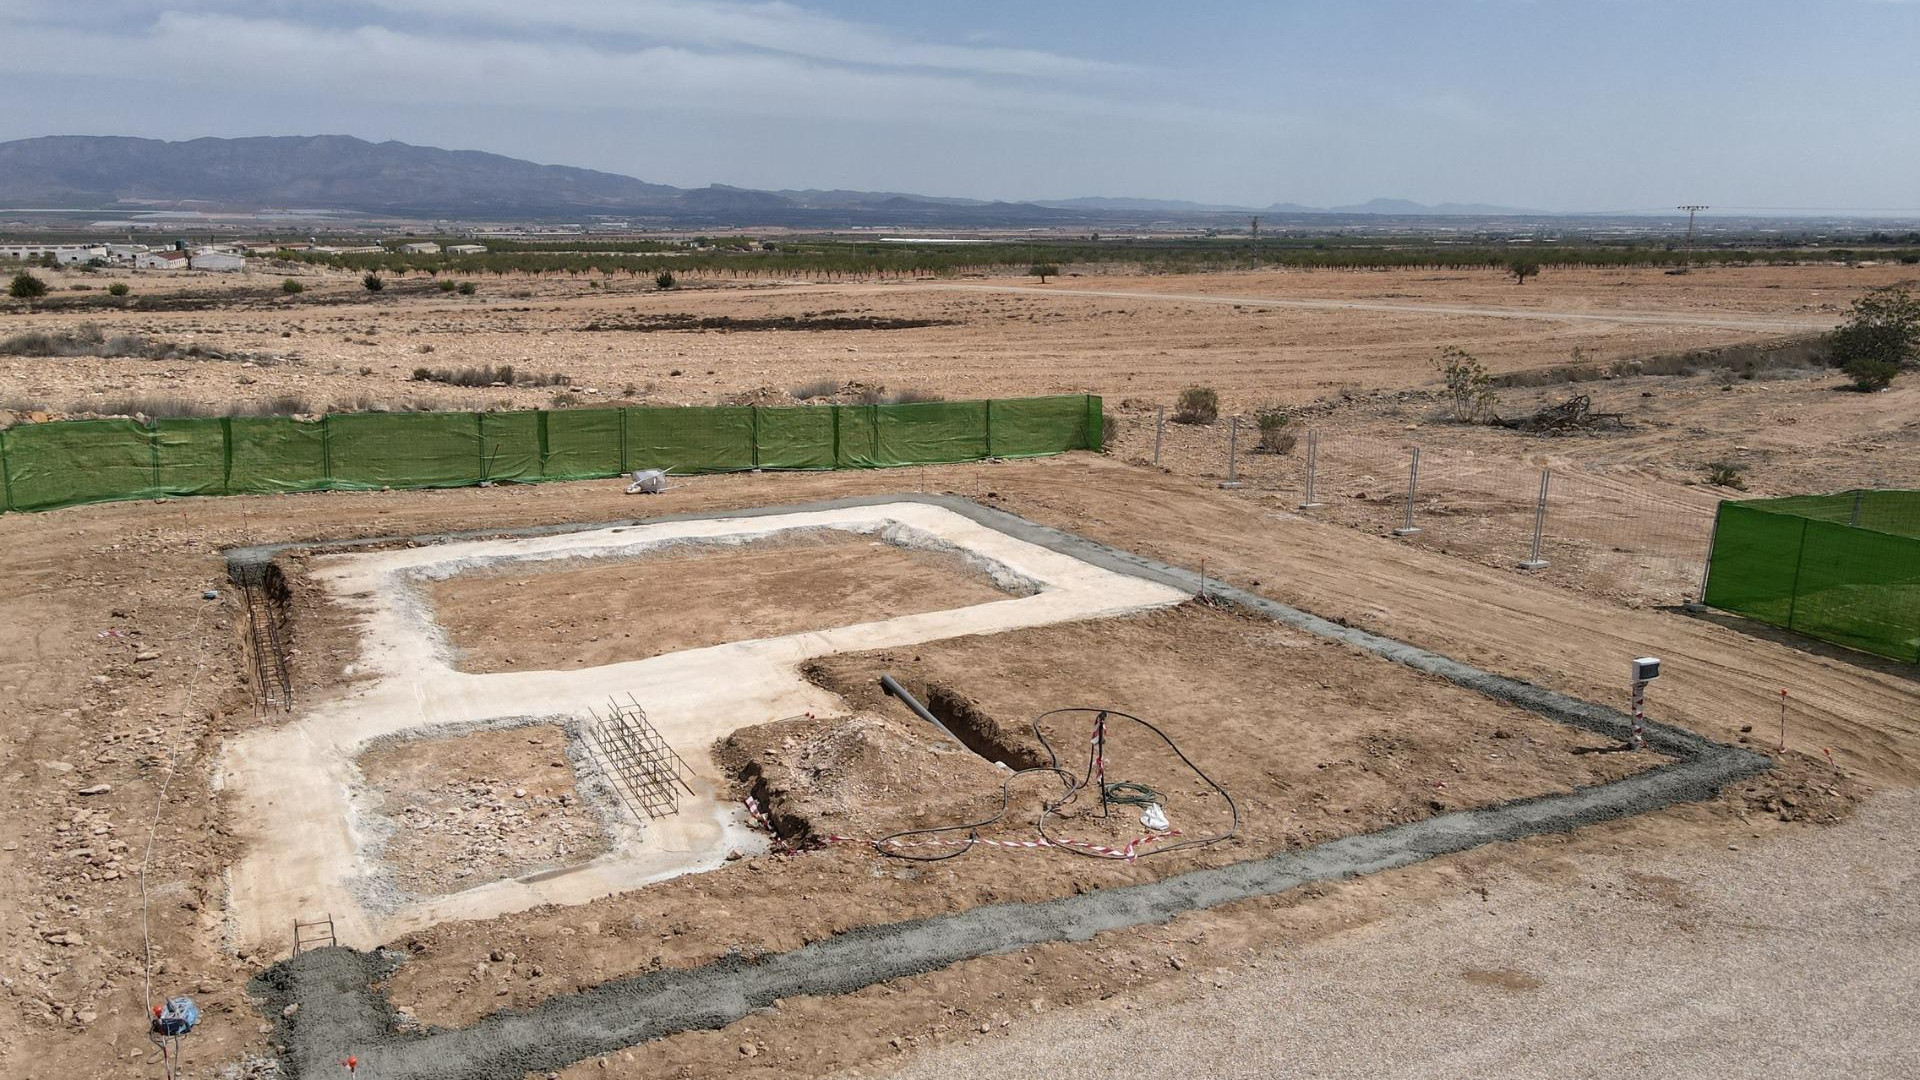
[{"xmin": 136, "ymin": 621, "xmax": 208, "ymax": 1078}]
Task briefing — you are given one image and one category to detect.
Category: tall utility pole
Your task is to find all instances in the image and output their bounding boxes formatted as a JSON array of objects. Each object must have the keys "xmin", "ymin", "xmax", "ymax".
[{"xmin": 1677, "ymin": 205, "xmax": 1709, "ymax": 269}]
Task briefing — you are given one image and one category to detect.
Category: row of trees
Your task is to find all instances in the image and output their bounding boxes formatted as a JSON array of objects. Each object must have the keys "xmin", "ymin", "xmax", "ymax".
[{"xmin": 277, "ymin": 241, "xmax": 1920, "ymax": 283}]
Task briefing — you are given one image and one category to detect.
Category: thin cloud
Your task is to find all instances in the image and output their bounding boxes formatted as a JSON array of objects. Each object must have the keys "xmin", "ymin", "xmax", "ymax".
[{"xmin": 0, "ymin": 11, "xmax": 1232, "ymax": 131}]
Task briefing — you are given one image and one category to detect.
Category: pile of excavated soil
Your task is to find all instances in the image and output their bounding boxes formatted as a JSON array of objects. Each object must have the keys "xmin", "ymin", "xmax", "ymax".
[
  {"xmin": 421, "ymin": 531, "xmax": 1015, "ymax": 673},
  {"xmin": 716, "ymin": 712, "xmax": 1008, "ymax": 845},
  {"xmin": 355, "ymin": 723, "xmax": 611, "ymax": 898}
]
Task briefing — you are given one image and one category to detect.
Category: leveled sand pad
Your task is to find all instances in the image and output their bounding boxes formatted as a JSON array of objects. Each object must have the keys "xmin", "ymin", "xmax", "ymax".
[
  {"xmin": 219, "ymin": 502, "xmax": 1189, "ymax": 950},
  {"xmin": 423, "ymin": 530, "xmax": 1024, "ymax": 673}
]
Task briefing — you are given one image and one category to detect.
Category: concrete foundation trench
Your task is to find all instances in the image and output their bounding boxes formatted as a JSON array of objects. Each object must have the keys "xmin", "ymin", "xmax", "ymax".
[{"xmin": 234, "ymin": 495, "xmax": 1770, "ymax": 1080}]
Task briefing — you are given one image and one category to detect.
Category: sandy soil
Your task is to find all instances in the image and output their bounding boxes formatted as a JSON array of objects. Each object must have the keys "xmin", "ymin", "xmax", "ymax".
[
  {"xmin": 421, "ymin": 531, "xmax": 1014, "ymax": 673},
  {"xmin": 2, "ymin": 263, "xmax": 1912, "ymax": 422},
  {"xmin": 862, "ymin": 787, "xmax": 1920, "ymax": 1080},
  {"xmin": 353, "ymin": 723, "xmax": 611, "ymax": 899},
  {"xmin": 803, "ymin": 604, "xmax": 1662, "ymax": 852},
  {"xmin": 0, "ymin": 449, "xmax": 1902, "ymax": 1079}
]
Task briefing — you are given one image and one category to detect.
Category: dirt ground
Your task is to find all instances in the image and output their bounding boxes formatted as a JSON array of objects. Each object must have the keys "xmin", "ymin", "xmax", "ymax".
[
  {"xmin": 1, "ymin": 262, "xmax": 1910, "ymax": 423},
  {"xmin": 1, "ymin": 260, "xmax": 1915, "ymax": 1079},
  {"xmin": 800, "ymin": 604, "xmax": 1663, "ymax": 851},
  {"xmin": 422, "ymin": 531, "xmax": 1015, "ymax": 673},
  {"xmin": 1, "ymin": 455, "xmax": 1891, "ymax": 1080},
  {"xmin": 353, "ymin": 723, "xmax": 611, "ymax": 899}
]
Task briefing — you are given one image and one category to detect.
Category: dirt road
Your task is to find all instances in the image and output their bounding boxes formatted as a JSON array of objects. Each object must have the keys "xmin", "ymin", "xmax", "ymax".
[
  {"xmin": 931, "ymin": 281, "xmax": 1836, "ymax": 332},
  {"xmin": 868, "ymin": 787, "xmax": 1920, "ymax": 1080}
]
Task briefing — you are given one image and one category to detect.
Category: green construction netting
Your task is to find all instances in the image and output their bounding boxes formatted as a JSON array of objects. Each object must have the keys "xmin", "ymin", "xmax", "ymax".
[
  {"xmin": 325, "ymin": 411, "xmax": 484, "ymax": 490},
  {"xmin": 0, "ymin": 394, "xmax": 1101, "ymax": 513},
  {"xmin": 1704, "ymin": 492, "xmax": 1920, "ymax": 662},
  {"xmin": 229, "ymin": 417, "xmax": 328, "ymax": 495},
  {"xmin": 753, "ymin": 406, "xmax": 836, "ymax": 470},
  {"xmin": 479, "ymin": 410, "xmax": 542, "ymax": 484},
  {"xmin": 543, "ymin": 408, "xmax": 625, "ymax": 479},
  {"xmin": 2, "ymin": 418, "xmax": 155, "ymax": 511},
  {"xmin": 626, "ymin": 406, "xmax": 756, "ymax": 472}
]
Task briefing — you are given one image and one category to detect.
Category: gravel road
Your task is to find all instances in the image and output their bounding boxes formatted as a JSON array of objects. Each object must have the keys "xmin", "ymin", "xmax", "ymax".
[{"xmin": 867, "ymin": 790, "xmax": 1919, "ymax": 1080}]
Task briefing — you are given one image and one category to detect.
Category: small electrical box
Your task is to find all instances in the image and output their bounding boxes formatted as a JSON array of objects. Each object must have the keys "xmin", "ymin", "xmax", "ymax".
[{"xmin": 1632, "ymin": 657, "xmax": 1661, "ymax": 683}]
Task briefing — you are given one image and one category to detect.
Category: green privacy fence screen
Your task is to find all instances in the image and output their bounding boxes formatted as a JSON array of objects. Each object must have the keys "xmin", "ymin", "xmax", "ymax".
[
  {"xmin": 0, "ymin": 394, "xmax": 1103, "ymax": 514},
  {"xmin": 1703, "ymin": 490, "xmax": 1920, "ymax": 662}
]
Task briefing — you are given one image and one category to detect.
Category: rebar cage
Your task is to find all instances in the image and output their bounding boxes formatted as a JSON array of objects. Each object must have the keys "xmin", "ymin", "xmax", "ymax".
[{"xmin": 589, "ymin": 695, "xmax": 696, "ymax": 821}]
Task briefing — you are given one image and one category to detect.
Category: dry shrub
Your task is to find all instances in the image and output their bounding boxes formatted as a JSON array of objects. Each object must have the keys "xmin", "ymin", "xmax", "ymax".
[{"xmin": 1173, "ymin": 386, "xmax": 1218, "ymax": 424}]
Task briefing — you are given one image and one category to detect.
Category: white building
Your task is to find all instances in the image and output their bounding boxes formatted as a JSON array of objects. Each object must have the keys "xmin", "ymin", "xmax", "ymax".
[
  {"xmin": 189, "ymin": 250, "xmax": 246, "ymax": 271},
  {"xmin": 0, "ymin": 244, "xmax": 104, "ymax": 265}
]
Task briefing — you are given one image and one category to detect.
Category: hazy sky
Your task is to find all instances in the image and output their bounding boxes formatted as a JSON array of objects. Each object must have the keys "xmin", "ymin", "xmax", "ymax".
[{"xmin": 5, "ymin": 1, "xmax": 1918, "ymax": 211}]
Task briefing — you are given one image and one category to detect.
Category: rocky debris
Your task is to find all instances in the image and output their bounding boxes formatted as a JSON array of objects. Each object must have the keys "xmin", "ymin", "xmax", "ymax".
[{"xmin": 365, "ymin": 771, "xmax": 611, "ymax": 897}]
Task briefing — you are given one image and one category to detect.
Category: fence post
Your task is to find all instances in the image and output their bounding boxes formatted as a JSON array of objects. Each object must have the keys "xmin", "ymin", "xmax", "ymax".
[
  {"xmin": 220, "ymin": 416, "xmax": 234, "ymax": 496},
  {"xmin": 320, "ymin": 413, "xmax": 334, "ymax": 489},
  {"xmin": 146, "ymin": 418, "xmax": 161, "ymax": 498},
  {"xmin": 1393, "ymin": 445, "xmax": 1422, "ymax": 536},
  {"xmin": 1220, "ymin": 416, "xmax": 1243, "ymax": 489},
  {"xmin": 1520, "ymin": 468, "xmax": 1551, "ymax": 569},
  {"xmin": 1153, "ymin": 406, "xmax": 1164, "ymax": 466},
  {"xmin": 1684, "ymin": 511, "xmax": 1719, "ymax": 612},
  {"xmin": 1300, "ymin": 430, "xmax": 1325, "ymax": 509},
  {"xmin": 1782, "ymin": 516, "xmax": 1812, "ymax": 632},
  {"xmin": 0, "ymin": 426, "xmax": 13, "ymax": 512}
]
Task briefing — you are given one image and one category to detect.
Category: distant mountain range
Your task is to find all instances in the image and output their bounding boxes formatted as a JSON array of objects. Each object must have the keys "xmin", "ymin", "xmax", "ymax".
[
  {"xmin": 0, "ymin": 134, "xmax": 1550, "ymax": 224},
  {"xmin": 1032, "ymin": 195, "xmax": 1544, "ymax": 216}
]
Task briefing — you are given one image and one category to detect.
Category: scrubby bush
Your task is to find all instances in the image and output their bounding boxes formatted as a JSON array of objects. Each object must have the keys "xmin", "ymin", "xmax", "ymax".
[
  {"xmin": 411, "ymin": 364, "xmax": 569, "ymax": 388},
  {"xmin": 1255, "ymin": 409, "xmax": 1297, "ymax": 453},
  {"xmin": 1173, "ymin": 386, "xmax": 1219, "ymax": 424},
  {"xmin": 280, "ymin": 278, "xmax": 305, "ymax": 294},
  {"xmin": 1705, "ymin": 461, "xmax": 1748, "ymax": 490},
  {"xmin": 1433, "ymin": 345, "xmax": 1499, "ymax": 422},
  {"xmin": 790, "ymin": 377, "xmax": 839, "ymax": 400},
  {"xmin": 1828, "ymin": 285, "xmax": 1917, "ymax": 391},
  {"xmin": 9, "ymin": 272, "xmax": 47, "ymax": 300}
]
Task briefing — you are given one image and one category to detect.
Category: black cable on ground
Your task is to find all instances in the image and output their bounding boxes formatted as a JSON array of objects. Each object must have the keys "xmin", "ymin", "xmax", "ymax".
[{"xmin": 873, "ymin": 706, "xmax": 1238, "ymax": 862}]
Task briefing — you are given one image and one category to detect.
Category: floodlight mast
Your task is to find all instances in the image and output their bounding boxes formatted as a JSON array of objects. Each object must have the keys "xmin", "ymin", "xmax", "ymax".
[{"xmin": 1678, "ymin": 205, "xmax": 1709, "ymax": 269}]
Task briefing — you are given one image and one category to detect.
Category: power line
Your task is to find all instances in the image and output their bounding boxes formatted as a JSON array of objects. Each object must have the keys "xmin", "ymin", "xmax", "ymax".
[{"xmin": 1678, "ymin": 205, "xmax": 1709, "ymax": 267}]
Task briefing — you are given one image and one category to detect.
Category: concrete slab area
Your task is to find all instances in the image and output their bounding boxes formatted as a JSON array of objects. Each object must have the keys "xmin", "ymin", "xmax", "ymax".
[{"xmin": 219, "ymin": 502, "xmax": 1189, "ymax": 951}]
